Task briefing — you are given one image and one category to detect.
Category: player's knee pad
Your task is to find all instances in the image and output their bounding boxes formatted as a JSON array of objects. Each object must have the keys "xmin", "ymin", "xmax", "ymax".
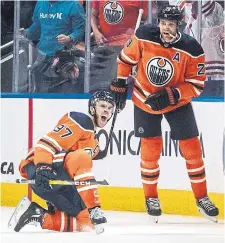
[
  {"xmin": 141, "ymin": 137, "xmax": 162, "ymax": 167},
  {"xmin": 179, "ymin": 137, "xmax": 203, "ymax": 164}
]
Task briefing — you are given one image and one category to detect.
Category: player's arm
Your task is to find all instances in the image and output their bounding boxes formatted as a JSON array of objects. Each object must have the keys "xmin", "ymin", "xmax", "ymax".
[
  {"xmin": 110, "ymin": 30, "xmax": 142, "ymax": 110},
  {"xmin": 24, "ymin": 2, "xmax": 41, "ymax": 41},
  {"xmin": 34, "ymin": 112, "xmax": 85, "ymax": 165},
  {"xmin": 117, "ymin": 31, "xmax": 142, "ymax": 79},
  {"xmin": 91, "ymin": 2, "xmax": 107, "ymax": 45},
  {"xmin": 176, "ymin": 43, "xmax": 206, "ymax": 99},
  {"xmin": 91, "ymin": 3, "xmax": 100, "ymax": 36},
  {"xmin": 69, "ymin": 1, "xmax": 85, "ymax": 43}
]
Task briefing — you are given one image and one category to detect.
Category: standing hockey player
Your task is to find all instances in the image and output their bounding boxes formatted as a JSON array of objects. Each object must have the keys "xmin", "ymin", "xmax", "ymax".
[
  {"xmin": 9, "ymin": 90, "xmax": 115, "ymax": 233},
  {"xmin": 110, "ymin": 5, "xmax": 219, "ymax": 222}
]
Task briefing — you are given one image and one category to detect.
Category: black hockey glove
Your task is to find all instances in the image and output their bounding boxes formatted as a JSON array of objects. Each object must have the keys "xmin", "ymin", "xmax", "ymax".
[
  {"xmin": 145, "ymin": 87, "xmax": 180, "ymax": 111},
  {"xmin": 35, "ymin": 163, "xmax": 57, "ymax": 190},
  {"xmin": 110, "ymin": 78, "xmax": 128, "ymax": 111}
]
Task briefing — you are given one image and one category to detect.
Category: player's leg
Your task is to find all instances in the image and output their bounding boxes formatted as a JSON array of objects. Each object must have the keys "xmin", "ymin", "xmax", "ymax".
[
  {"xmin": 10, "ymin": 160, "xmax": 94, "ymax": 232},
  {"xmin": 165, "ymin": 103, "xmax": 219, "ymax": 222},
  {"xmin": 134, "ymin": 105, "xmax": 163, "ymax": 222},
  {"xmin": 64, "ymin": 150, "xmax": 107, "ymax": 228},
  {"xmin": 9, "ymin": 196, "xmax": 94, "ymax": 232}
]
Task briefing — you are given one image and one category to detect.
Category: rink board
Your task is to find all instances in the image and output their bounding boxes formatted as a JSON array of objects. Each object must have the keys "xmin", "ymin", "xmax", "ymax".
[
  {"xmin": 1, "ymin": 184, "xmax": 224, "ymax": 219},
  {"xmin": 1, "ymin": 97, "xmax": 224, "ymax": 219}
]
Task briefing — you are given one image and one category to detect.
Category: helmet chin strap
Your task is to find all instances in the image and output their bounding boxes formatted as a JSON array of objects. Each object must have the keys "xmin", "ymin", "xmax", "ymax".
[{"xmin": 92, "ymin": 107, "xmax": 99, "ymax": 127}]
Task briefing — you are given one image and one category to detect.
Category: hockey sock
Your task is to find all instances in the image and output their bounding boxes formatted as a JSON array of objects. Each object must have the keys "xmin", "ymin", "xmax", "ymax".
[
  {"xmin": 141, "ymin": 137, "xmax": 162, "ymax": 199},
  {"xmin": 141, "ymin": 162, "xmax": 160, "ymax": 198},
  {"xmin": 65, "ymin": 150, "xmax": 100, "ymax": 208},
  {"xmin": 179, "ymin": 137, "xmax": 207, "ymax": 199},
  {"xmin": 186, "ymin": 161, "xmax": 207, "ymax": 199},
  {"xmin": 76, "ymin": 179, "xmax": 100, "ymax": 209},
  {"xmin": 42, "ymin": 208, "xmax": 94, "ymax": 232}
]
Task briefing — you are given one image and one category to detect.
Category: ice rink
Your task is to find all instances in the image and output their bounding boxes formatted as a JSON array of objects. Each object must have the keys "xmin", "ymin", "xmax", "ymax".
[{"xmin": 1, "ymin": 207, "xmax": 224, "ymax": 243}]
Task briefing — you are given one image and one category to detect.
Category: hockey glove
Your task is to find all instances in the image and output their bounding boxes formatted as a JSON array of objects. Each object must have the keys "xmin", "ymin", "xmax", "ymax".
[
  {"xmin": 35, "ymin": 163, "xmax": 57, "ymax": 190},
  {"xmin": 110, "ymin": 78, "xmax": 128, "ymax": 111},
  {"xmin": 145, "ymin": 87, "xmax": 180, "ymax": 111}
]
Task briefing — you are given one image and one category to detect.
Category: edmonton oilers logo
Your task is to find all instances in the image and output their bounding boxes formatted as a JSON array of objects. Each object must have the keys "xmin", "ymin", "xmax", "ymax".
[
  {"xmin": 103, "ymin": 1, "xmax": 124, "ymax": 24},
  {"xmin": 146, "ymin": 57, "xmax": 174, "ymax": 86}
]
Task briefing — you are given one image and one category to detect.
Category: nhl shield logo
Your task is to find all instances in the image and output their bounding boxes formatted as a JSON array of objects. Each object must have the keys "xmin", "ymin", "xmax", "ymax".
[
  {"xmin": 103, "ymin": 1, "xmax": 124, "ymax": 24},
  {"xmin": 146, "ymin": 57, "xmax": 174, "ymax": 86}
]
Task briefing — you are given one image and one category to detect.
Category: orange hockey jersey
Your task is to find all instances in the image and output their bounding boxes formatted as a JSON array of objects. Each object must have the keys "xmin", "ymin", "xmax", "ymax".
[
  {"xmin": 92, "ymin": 0, "xmax": 147, "ymax": 45},
  {"xmin": 117, "ymin": 24, "xmax": 206, "ymax": 114},
  {"xmin": 19, "ymin": 112, "xmax": 99, "ymax": 178}
]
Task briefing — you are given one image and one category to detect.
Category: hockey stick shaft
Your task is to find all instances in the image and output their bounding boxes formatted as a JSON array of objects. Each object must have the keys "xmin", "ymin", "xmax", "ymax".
[
  {"xmin": 104, "ymin": 103, "xmax": 119, "ymax": 154},
  {"xmin": 15, "ymin": 179, "xmax": 108, "ymax": 186},
  {"xmin": 135, "ymin": 9, "xmax": 144, "ymax": 32},
  {"xmin": 16, "ymin": 179, "xmax": 78, "ymax": 185},
  {"xmin": 132, "ymin": 9, "xmax": 144, "ymax": 76}
]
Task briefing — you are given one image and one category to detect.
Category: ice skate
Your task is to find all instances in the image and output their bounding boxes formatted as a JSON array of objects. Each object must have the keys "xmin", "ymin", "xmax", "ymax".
[
  {"xmin": 89, "ymin": 206, "xmax": 107, "ymax": 234},
  {"xmin": 196, "ymin": 196, "xmax": 219, "ymax": 223},
  {"xmin": 146, "ymin": 198, "xmax": 162, "ymax": 223},
  {"xmin": 8, "ymin": 196, "xmax": 46, "ymax": 232}
]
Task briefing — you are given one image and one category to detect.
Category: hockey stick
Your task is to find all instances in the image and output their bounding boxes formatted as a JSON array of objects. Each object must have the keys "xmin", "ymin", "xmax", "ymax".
[
  {"xmin": 15, "ymin": 178, "xmax": 109, "ymax": 186},
  {"xmin": 135, "ymin": 9, "xmax": 144, "ymax": 32},
  {"xmin": 132, "ymin": 9, "xmax": 144, "ymax": 77},
  {"xmin": 94, "ymin": 102, "xmax": 119, "ymax": 160},
  {"xmin": 102, "ymin": 103, "xmax": 119, "ymax": 157}
]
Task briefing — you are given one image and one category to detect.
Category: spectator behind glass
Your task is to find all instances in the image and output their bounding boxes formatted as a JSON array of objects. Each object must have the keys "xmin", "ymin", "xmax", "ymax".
[
  {"xmin": 22, "ymin": 0, "xmax": 85, "ymax": 93},
  {"xmin": 91, "ymin": 0, "xmax": 148, "ymax": 46},
  {"xmin": 89, "ymin": 0, "xmax": 148, "ymax": 93}
]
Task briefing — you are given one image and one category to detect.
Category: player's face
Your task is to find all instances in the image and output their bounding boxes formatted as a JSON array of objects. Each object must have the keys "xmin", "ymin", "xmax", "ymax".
[
  {"xmin": 95, "ymin": 100, "xmax": 114, "ymax": 128},
  {"xmin": 159, "ymin": 19, "xmax": 178, "ymax": 43}
]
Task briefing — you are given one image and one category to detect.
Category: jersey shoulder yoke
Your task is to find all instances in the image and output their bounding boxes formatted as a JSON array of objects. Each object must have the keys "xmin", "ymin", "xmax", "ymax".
[{"xmin": 68, "ymin": 112, "xmax": 94, "ymax": 131}]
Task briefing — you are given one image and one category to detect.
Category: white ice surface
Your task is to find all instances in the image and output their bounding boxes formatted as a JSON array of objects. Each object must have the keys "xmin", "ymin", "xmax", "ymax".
[{"xmin": 1, "ymin": 207, "xmax": 224, "ymax": 243}]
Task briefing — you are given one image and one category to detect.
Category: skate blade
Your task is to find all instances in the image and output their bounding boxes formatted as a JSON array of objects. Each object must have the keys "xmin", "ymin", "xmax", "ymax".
[
  {"xmin": 8, "ymin": 197, "xmax": 31, "ymax": 229},
  {"xmin": 95, "ymin": 224, "xmax": 105, "ymax": 234},
  {"xmin": 198, "ymin": 207, "xmax": 218, "ymax": 223},
  {"xmin": 149, "ymin": 215, "xmax": 159, "ymax": 223}
]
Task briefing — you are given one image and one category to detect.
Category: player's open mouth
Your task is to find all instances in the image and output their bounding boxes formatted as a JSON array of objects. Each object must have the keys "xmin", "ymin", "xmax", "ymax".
[
  {"xmin": 163, "ymin": 32, "xmax": 171, "ymax": 37},
  {"xmin": 101, "ymin": 115, "xmax": 107, "ymax": 122}
]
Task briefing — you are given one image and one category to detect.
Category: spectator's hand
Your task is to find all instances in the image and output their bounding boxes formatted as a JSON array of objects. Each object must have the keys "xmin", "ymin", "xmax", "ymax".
[
  {"xmin": 19, "ymin": 28, "xmax": 26, "ymax": 39},
  {"xmin": 93, "ymin": 31, "xmax": 108, "ymax": 46},
  {"xmin": 57, "ymin": 34, "xmax": 71, "ymax": 45},
  {"xmin": 126, "ymin": 28, "xmax": 135, "ymax": 37},
  {"xmin": 19, "ymin": 28, "xmax": 25, "ymax": 35}
]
